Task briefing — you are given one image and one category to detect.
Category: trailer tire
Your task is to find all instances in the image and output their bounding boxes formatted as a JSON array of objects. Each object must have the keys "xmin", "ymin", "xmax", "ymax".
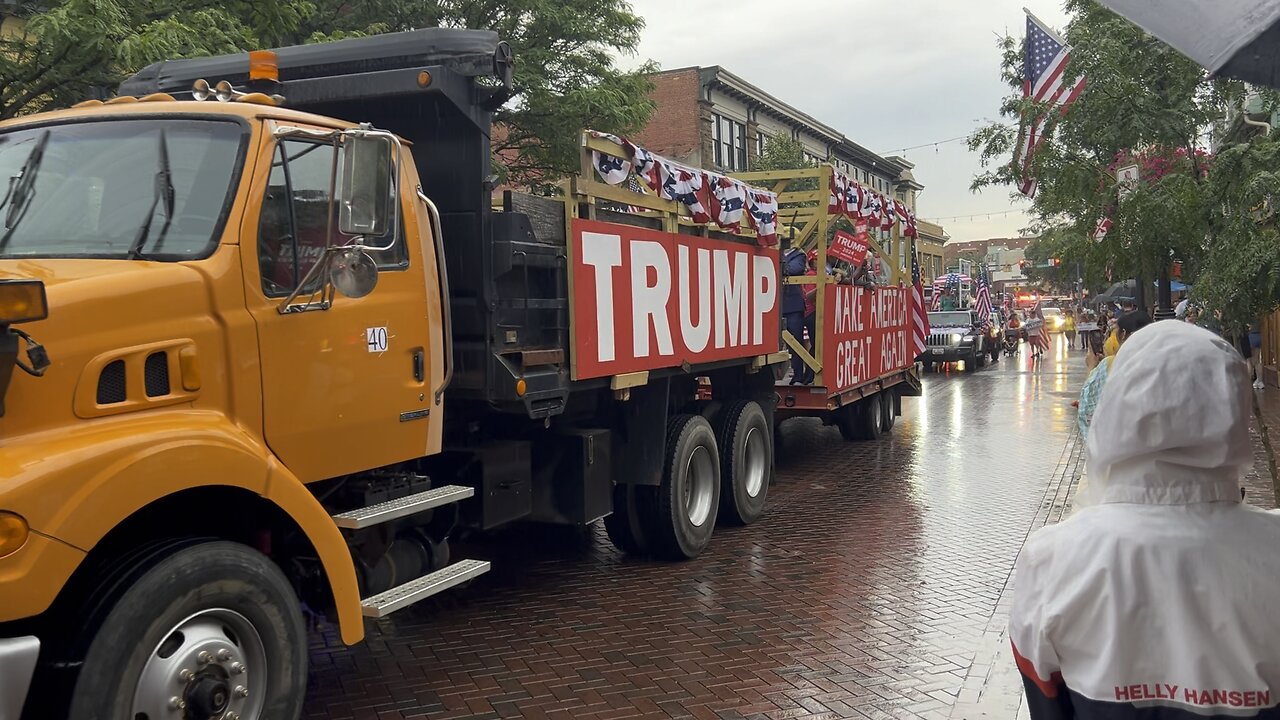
[
  {"xmin": 836, "ymin": 404, "xmax": 859, "ymax": 442},
  {"xmin": 857, "ymin": 393, "xmax": 884, "ymax": 441},
  {"xmin": 66, "ymin": 541, "xmax": 306, "ymax": 720},
  {"xmin": 649, "ymin": 414, "xmax": 720, "ymax": 560},
  {"xmin": 716, "ymin": 400, "xmax": 771, "ymax": 526},
  {"xmin": 881, "ymin": 390, "xmax": 896, "ymax": 432},
  {"xmin": 604, "ymin": 484, "xmax": 650, "ymax": 556}
]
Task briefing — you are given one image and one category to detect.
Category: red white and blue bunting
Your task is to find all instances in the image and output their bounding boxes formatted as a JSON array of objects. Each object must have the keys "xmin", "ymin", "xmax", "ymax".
[{"xmin": 590, "ymin": 132, "xmax": 779, "ymax": 246}]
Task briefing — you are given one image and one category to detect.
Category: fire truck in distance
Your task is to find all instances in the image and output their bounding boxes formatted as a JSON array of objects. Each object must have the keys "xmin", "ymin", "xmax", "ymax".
[{"xmin": 0, "ymin": 30, "xmax": 920, "ymax": 719}]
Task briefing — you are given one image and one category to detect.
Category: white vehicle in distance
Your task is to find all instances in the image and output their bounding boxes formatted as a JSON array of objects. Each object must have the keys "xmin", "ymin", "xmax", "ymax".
[{"xmin": 1041, "ymin": 306, "xmax": 1065, "ymax": 333}]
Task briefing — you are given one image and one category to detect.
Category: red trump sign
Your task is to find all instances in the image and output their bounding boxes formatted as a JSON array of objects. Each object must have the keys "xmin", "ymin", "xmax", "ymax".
[
  {"xmin": 571, "ymin": 219, "xmax": 780, "ymax": 380},
  {"xmin": 828, "ymin": 226, "xmax": 871, "ymax": 265},
  {"xmin": 822, "ymin": 284, "xmax": 912, "ymax": 393}
]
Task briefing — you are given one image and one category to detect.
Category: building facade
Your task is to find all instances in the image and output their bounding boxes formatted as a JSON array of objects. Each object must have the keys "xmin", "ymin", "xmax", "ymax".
[
  {"xmin": 915, "ymin": 220, "xmax": 947, "ymax": 283},
  {"xmin": 942, "ymin": 236, "xmax": 1037, "ymax": 291},
  {"xmin": 636, "ymin": 66, "xmax": 940, "ymax": 277}
]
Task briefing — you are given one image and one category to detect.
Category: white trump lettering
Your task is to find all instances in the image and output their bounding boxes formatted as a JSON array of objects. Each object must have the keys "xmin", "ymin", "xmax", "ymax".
[
  {"xmin": 752, "ymin": 255, "xmax": 777, "ymax": 345},
  {"xmin": 581, "ymin": 231, "xmax": 622, "ymax": 362},
  {"xmin": 713, "ymin": 249, "xmax": 749, "ymax": 349},
  {"xmin": 680, "ymin": 246, "xmax": 712, "ymax": 353},
  {"xmin": 631, "ymin": 240, "xmax": 674, "ymax": 358}
]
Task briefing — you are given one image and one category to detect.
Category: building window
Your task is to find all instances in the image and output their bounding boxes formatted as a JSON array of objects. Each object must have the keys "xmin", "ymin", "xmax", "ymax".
[
  {"xmin": 756, "ymin": 132, "xmax": 767, "ymax": 160},
  {"xmin": 712, "ymin": 114, "xmax": 748, "ymax": 171}
]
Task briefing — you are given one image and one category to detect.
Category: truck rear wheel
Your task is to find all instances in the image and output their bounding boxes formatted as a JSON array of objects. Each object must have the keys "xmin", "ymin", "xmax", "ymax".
[
  {"xmin": 716, "ymin": 400, "xmax": 771, "ymax": 526},
  {"xmin": 66, "ymin": 541, "xmax": 307, "ymax": 720},
  {"xmin": 881, "ymin": 390, "xmax": 896, "ymax": 432},
  {"xmin": 649, "ymin": 414, "xmax": 720, "ymax": 559},
  {"xmin": 604, "ymin": 484, "xmax": 650, "ymax": 556}
]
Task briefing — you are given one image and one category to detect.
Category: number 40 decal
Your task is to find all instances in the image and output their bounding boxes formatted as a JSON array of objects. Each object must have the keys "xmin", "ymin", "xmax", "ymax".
[{"xmin": 365, "ymin": 327, "xmax": 389, "ymax": 353}]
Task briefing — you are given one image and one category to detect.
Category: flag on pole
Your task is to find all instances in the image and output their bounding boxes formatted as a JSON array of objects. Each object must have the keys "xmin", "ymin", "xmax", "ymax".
[
  {"xmin": 911, "ymin": 233, "xmax": 932, "ymax": 357},
  {"xmin": 1019, "ymin": 11, "xmax": 1087, "ymax": 197},
  {"xmin": 1093, "ymin": 216, "xmax": 1112, "ymax": 242},
  {"xmin": 974, "ymin": 265, "xmax": 993, "ymax": 329}
]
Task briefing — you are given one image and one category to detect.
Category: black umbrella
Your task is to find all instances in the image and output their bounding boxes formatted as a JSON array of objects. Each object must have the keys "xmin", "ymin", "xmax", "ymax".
[{"xmin": 1097, "ymin": 0, "xmax": 1280, "ymax": 88}]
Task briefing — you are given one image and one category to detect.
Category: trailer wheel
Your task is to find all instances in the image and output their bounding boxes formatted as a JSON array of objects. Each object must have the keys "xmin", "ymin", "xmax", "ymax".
[
  {"xmin": 857, "ymin": 393, "xmax": 884, "ymax": 440},
  {"xmin": 604, "ymin": 484, "xmax": 650, "ymax": 556},
  {"xmin": 649, "ymin": 414, "xmax": 720, "ymax": 559},
  {"xmin": 836, "ymin": 404, "xmax": 859, "ymax": 442},
  {"xmin": 716, "ymin": 400, "xmax": 771, "ymax": 525},
  {"xmin": 66, "ymin": 541, "xmax": 306, "ymax": 720},
  {"xmin": 881, "ymin": 390, "xmax": 896, "ymax": 432}
]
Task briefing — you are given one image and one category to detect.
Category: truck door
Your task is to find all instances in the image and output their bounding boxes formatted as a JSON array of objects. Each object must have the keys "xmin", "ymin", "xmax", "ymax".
[{"xmin": 242, "ymin": 123, "xmax": 441, "ymax": 483}]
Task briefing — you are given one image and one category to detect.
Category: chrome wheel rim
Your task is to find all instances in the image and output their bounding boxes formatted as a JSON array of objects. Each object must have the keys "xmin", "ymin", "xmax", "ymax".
[
  {"xmin": 683, "ymin": 444, "xmax": 716, "ymax": 527},
  {"xmin": 742, "ymin": 427, "xmax": 767, "ymax": 498},
  {"xmin": 132, "ymin": 608, "xmax": 268, "ymax": 720}
]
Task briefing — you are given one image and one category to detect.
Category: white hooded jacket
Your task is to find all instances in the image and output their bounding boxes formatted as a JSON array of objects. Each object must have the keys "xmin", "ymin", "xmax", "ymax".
[{"xmin": 1010, "ymin": 320, "xmax": 1280, "ymax": 719}]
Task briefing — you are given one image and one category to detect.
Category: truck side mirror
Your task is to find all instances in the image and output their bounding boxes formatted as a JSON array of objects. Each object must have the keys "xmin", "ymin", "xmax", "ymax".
[{"xmin": 339, "ymin": 134, "xmax": 394, "ymax": 237}]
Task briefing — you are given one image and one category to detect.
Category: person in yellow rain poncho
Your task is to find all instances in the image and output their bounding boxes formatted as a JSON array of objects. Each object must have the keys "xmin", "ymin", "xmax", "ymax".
[{"xmin": 1077, "ymin": 312, "xmax": 1149, "ymax": 438}]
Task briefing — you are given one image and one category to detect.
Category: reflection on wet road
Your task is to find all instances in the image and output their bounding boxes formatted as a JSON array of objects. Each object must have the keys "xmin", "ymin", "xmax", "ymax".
[{"xmin": 303, "ymin": 337, "xmax": 1089, "ymax": 720}]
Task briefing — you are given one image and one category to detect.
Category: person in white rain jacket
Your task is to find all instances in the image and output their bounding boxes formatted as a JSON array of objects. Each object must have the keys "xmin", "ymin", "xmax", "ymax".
[{"xmin": 1010, "ymin": 320, "xmax": 1280, "ymax": 719}]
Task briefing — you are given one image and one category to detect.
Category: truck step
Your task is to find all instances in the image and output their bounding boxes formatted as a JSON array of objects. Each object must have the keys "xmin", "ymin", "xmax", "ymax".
[
  {"xmin": 332, "ymin": 485, "xmax": 473, "ymax": 529},
  {"xmin": 360, "ymin": 559, "xmax": 491, "ymax": 618}
]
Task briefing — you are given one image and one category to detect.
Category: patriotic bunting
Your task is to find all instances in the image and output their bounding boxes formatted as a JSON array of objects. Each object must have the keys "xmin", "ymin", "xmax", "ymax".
[
  {"xmin": 881, "ymin": 196, "xmax": 898, "ymax": 230},
  {"xmin": 593, "ymin": 151, "xmax": 631, "ymax": 185},
  {"xmin": 708, "ymin": 172, "xmax": 748, "ymax": 232},
  {"xmin": 829, "ymin": 172, "xmax": 847, "ymax": 216},
  {"xmin": 657, "ymin": 159, "xmax": 712, "ymax": 224},
  {"xmin": 746, "ymin": 189, "xmax": 779, "ymax": 246},
  {"xmin": 845, "ymin": 179, "xmax": 864, "ymax": 221}
]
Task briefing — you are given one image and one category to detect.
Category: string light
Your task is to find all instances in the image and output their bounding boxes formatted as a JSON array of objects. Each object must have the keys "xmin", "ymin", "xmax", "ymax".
[
  {"xmin": 922, "ymin": 209, "xmax": 1027, "ymax": 223},
  {"xmin": 877, "ymin": 135, "xmax": 970, "ymax": 156}
]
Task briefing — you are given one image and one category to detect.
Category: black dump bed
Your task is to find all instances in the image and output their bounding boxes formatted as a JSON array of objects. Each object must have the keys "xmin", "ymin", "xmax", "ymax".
[{"xmin": 122, "ymin": 30, "xmax": 573, "ymax": 421}]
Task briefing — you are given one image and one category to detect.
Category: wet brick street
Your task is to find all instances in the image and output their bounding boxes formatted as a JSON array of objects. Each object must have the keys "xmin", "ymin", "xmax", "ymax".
[{"xmin": 301, "ymin": 337, "xmax": 1275, "ymax": 720}]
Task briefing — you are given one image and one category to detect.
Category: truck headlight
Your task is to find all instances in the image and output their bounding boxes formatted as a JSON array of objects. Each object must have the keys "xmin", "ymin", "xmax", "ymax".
[
  {"xmin": 961, "ymin": 335, "xmax": 975, "ymax": 343},
  {"xmin": 0, "ymin": 280, "xmax": 47, "ymax": 325},
  {"xmin": 0, "ymin": 511, "xmax": 29, "ymax": 558}
]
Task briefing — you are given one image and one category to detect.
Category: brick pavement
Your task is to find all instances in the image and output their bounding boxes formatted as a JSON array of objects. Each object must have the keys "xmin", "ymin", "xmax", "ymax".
[{"xmin": 304, "ymin": 340, "xmax": 1238, "ymax": 720}]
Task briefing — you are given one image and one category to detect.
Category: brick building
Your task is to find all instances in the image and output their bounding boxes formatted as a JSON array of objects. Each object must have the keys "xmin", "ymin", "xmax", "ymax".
[{"xmin": 635, "ymin": 65, "xmax": 942, "ymax": 277}]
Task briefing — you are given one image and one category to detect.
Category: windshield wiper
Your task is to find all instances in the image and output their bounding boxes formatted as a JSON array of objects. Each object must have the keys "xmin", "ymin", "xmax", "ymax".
[
  {"xmin": 129, "ymin": 129, "xmax": 175, "ymax": 260},
  {"xmin": 0, "ymin": 130, "xmax": 51, "ymax": 252}
]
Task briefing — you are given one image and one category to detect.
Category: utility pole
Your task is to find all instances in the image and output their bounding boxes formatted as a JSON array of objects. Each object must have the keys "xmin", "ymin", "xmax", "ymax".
[{"xmin": 1154, "ymin": 255, "xmax": 1175, "ymax": 320}]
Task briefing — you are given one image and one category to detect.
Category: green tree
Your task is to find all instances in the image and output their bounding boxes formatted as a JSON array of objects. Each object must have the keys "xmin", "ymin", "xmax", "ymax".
[
  {"xmin": 294, "ymin": 0, "xmax": 656, "ymax": 187},
  {"xmin": 0, "ymin": 0, "xmax": 308, "ymax": 119},
  {"xmin": 0, "ymin": 0, "xmax": 654, "ymax": 188},
  {"xmin": 968, "ymin": 0, "xmax": 1252, "ymax": 318},
  {"xmin": 751, "ymin": 134, "xmax": 814, "ymax": 174}
]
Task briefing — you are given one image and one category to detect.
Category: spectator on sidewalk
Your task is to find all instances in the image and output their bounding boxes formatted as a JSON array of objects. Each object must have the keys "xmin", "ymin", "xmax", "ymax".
[
  {"xmin": 1011, "ymin": 320, "xmax": 1280, "ymax": 720},
  {"xmin": 1062, "ymin": 309, "xmax": 1077, "ymax": 352},
  {"xmin": 1076, "ymin": 311, "xmax": 1150, "ymax": 438}
]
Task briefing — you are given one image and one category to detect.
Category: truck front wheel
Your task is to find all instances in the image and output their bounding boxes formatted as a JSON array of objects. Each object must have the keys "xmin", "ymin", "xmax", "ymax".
[{"xmin": 67, "ymin": 541, "xmax": 307, "ymax": 720}]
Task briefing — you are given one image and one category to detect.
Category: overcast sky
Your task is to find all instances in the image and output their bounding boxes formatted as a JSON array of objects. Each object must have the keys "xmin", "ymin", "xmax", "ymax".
[{"xmin": 620, "ymin": 1, "xmax": 1072, "ymax": 242}]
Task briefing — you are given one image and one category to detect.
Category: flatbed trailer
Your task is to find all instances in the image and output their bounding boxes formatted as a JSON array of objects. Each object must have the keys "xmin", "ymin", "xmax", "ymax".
[{"xmin": 734, "ymin": 164, "xmax": 923, "ymax": 440}]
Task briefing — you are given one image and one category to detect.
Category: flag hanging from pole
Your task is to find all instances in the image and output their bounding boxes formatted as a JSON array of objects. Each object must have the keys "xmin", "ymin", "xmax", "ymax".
[
  {"xmin": 1019, "ymin": 11, "xmax": 1087, "ymax": 198},
  {"xmin": 974, "ymin": 265, "xmax": 993, "ymax": 329},
  {"xmin": 910, "ymin": 234, "xmax": 932, "ymax": 357}
]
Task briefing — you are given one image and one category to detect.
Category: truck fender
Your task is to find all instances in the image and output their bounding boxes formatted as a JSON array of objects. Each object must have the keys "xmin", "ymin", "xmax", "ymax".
[
  {"xmin": 3, "ymin": 413, "xmax": 364, "ymax": 645},
  {"xmin": 264, "ymin": 458, "xmax": 364, "ymax": 645}
]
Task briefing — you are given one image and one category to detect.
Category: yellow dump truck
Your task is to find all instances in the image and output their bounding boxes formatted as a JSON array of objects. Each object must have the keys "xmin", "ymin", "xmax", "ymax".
[{"xmin": 0, "ymin": 30, "xmax": 790, "ymax": 719}]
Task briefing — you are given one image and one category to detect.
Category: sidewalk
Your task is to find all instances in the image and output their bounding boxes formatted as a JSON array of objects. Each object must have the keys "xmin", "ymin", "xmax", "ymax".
[{"xmin": 951, "ymin": 388, "xmax": 1278, "ymax": 720}]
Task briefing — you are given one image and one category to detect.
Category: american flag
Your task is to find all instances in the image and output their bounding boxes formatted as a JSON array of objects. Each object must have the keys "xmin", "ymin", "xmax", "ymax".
[
  {"xmin": 974, "ymin": 265, "xmax": 993, "ymax": 329},
  {"xmin": 910, "ymin": 233, "xmax": 931, "ymax": 356},
  {"xmin": 1019, "ymin": 12, "xmax": 1086, "ymax": 197}
]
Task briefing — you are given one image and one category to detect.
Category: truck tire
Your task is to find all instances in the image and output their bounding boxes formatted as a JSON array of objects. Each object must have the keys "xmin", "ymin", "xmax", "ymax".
[
  {"xmin": 881, "ymin": 390, "xmax": 896, "ymax": 432},
  {"xmin": 66, "ymin": 541, "xmax": 307, "ymax": 720},
  {"xmin": 604, "ymin": 484, "xmax": 650, "ymax": 556},
  {"xmin": 836, "ymin": 404, "xmax": 859, "ymax": 441},
  {"xmin": 649, "ymin": 414, "xmax": 720, "ymax": 560},
  {"xmin": 716, "ymin": 400, "xmax": 771, "ymax": 526},
  {"xmin": 857, "ymin": 393, "xmax": 884, "ymax": 440}
]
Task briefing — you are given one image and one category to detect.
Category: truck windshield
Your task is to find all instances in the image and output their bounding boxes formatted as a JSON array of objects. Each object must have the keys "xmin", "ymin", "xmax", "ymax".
[
  {"xmin": 0, "ymin": 118, "xmax": 243, "ymax": 260},
  {"xmin": 929, "ymin": 312, "xmax": 972, "ymax": 327}
]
